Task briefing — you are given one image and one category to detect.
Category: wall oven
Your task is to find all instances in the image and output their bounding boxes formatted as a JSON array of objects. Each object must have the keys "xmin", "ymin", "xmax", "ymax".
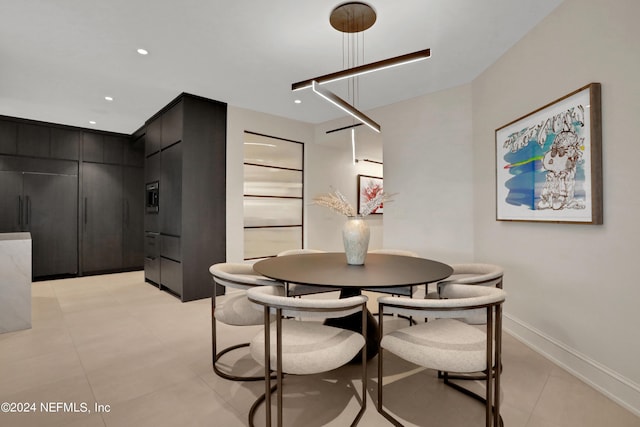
[{"xmin": 146, "ymin": 181, "xmax": 159, "ymax": 213}]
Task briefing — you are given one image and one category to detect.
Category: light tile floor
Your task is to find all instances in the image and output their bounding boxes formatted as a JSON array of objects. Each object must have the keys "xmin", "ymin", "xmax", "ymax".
[{"xmin": 0, "ymin": 271, "xmax": 638, "ymax": 427}]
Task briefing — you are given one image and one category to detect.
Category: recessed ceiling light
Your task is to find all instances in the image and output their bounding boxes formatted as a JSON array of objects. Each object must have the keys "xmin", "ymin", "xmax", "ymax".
[
  {"xmin": 89, "ymin": 121, "xmax": 96, "ymax": 125},
  {"xmin": 137, "ymin": 48, "xmax": 148, "ymax": 55},
  {"xmin": 294, "ymin": 99, "xmax": 302, "ymax": 104},
  {"xmin": 105, "ymin": 96, "xmax": 113, "ymax": 101}
]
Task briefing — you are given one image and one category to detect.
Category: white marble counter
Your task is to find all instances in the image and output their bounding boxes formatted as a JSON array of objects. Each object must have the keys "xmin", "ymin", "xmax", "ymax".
[{"xmin": 0, "ymin": 232, "xmax": 32, "ymax": 334}]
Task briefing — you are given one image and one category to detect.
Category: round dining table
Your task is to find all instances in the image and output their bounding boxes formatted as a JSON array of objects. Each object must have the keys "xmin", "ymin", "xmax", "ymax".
[{"xmin": 253, "ymin": 252, "xmax": 453, "ymax": 358}]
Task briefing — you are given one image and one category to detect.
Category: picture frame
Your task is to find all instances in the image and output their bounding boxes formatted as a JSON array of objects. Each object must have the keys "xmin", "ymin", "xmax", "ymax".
[
  {"xmin": 357, "ymin": 175, "xmax": 384, "ymax": 215},
  {"xmin": 495, "ymin": 83, "xmax": 602, "ymax": 224}
]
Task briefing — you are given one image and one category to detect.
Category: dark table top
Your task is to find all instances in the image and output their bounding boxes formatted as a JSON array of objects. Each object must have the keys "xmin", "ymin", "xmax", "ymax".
[{"xmin": 253, "ymin": 252, "xmax": 453, "ymax": 289}]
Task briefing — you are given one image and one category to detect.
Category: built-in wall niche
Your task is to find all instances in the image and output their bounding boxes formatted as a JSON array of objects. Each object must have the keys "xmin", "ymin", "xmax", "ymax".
[{"xmin": 243, "ymin": 131, "xmax": 304, "ymax": 259}]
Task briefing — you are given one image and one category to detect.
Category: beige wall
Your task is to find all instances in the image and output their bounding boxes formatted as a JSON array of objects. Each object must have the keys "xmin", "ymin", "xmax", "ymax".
[
  {"xmin": 378, "ymin": 83, "xmax": 475, "ymax": 261},
  {"xmin": 472, "ymin": 0, "xmax": 640, "ymax": 413}
]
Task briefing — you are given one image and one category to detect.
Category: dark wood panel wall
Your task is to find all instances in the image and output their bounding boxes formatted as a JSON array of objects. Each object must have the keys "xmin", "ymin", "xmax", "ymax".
[{"xmin": 0, "ymin": 115, "xmax": 144, "ymax": 279}]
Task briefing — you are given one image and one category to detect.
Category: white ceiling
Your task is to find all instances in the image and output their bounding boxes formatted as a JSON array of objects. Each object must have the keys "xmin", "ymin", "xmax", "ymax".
[{"xmin": 0, "ymin": 0, "xmax": 564, "ymax": 134}]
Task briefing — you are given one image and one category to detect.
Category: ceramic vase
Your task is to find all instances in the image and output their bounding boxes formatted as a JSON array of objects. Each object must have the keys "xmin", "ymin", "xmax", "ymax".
[{"xmin": 342, "ymin": 216, "xmax": 370, "ymax": 265}]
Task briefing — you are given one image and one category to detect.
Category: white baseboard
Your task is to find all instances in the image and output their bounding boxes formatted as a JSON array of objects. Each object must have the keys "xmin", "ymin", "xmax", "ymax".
[{"xmin": 503, "ymin": 313, "xmax": 640, "ymax": 417}]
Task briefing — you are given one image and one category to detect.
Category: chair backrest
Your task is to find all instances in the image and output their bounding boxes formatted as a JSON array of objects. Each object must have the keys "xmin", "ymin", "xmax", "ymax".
[
  {"xmin": 248, "ymin": 285, "xmax": 367, "ymax": 319},
  {"xmin": 369, "ymin": 249, "xmax": 419, "ymax": 257},
  {"xmin": 439, "ymin": 263, "xmax": 503, "ymax": 288},
  {"xmin": 209, "ymin": 262, "xmax": 280, "ymax": 291},
  {"xmin": 379, "ymin": 283, "xmax": 505, "ymax": 320},
  {"xmin": 277, "ymin": 249, "xmax": 326, "ymax": 256}
]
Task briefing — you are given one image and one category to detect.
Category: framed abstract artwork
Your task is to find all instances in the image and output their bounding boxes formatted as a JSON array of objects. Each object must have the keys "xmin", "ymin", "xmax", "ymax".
[
  {"xmin": 495, "ymin": 83, "xmax": 602, "ymax": 224},
  {"xmin": 357, "ymin": 175, "xmax": 384, "ymax": 215}
]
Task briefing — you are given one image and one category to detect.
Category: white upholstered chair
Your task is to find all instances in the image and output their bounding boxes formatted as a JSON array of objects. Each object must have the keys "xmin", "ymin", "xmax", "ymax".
[
  {"xmin": 247, "ymin": 285, "xmax": 368, "ymax": 427},
  {"xmin": 436, "ymin": 263, "xmax": 504, "ymax": 324},
  {"xmin": 431, "ymin": 264, "xmax": 504, "ymax": 383},
  {"xmin": 209, "ymin": 262, "xmax": 283, "ymax": 381},
  {"xmin": 276, "ymin": 249, "xmax": 334, "ymax": 297},
  {"xmin": 377, "ymin": 283, "xmax": 506, "ymax": 427}
]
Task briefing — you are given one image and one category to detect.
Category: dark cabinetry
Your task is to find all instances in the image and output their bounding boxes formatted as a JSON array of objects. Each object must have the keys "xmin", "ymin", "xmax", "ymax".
[
  {"xmin": 145, "ymin": 118, "xmax": 161, "ymax": 157},
  {"xmin": 18, "ymin": 123, "xmax": 50, "ymax": 158},
  {"xmin": 81, "ymin": 163, "xmax": 123, "ymax": 273},
  {"xmin": 161, "ymin": 102, "xmax": 183, "ymax": 149},
  {"xmin": 80, "ymin": 127, "xmax": 144, "ymax": 275},
  {"xmin": 82, "ymin": 132, "xmax": 130, "ymax": 165},
  {"xmin": 0, "ymin": 117, "xmax": 80, "ymax": 161},
  {"xmin": 144, "ymin": 232, "xmax": 160, "ymax": 284},
  {"xmin": 25, "ymin": 173, "xmax": 78, "ymax": 277},
  {"xmin": 0, "ymin": 157, "xmax": 78, "ymax": 277},
  {"xmin": 144, "ymin": 94, "xmax": 226, "ymax": 302},
  {"xmin": 0, "ymin": 170, "xmax": 22, "ymax": 232},
  {"xmin": 0, "ymin": 120, "xmax": 18, "ymax": 154},
  {"xmin": 51, "ymin": 128, "xmax": 80, "ymax": 160},
  {"xmin": 160, "ymin": 142, "xmax": 182, "ymax": 236},
  {"xmin": 0, "ymin": 116, "xmax": 144, "ymax": 279},
  {"xmin": 123, "ymin": 166, "xmax": 144, "ymax": 269}
]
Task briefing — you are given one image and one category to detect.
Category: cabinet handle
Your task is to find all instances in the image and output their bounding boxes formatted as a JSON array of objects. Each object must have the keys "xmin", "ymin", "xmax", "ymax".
[
  {"xmin": 84, "ymin": 197, "xmax": 88, "ymax": 228},
  {"xmin": 18, "ymin": 196, "xmax": 22, "ymax": 227},
  {"xmin": 25, "ymin": 196, "xmax": 31, "ymax": 226},
  {"xmin": 125, "ymin": 199, "xmax": 130, "ymax": 226}
]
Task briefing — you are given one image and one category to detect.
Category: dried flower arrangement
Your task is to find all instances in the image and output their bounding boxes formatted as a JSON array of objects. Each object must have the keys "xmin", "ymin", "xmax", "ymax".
[{"xmin": 312, "ymin": 189, "xmax": 392, "ymax": 217}]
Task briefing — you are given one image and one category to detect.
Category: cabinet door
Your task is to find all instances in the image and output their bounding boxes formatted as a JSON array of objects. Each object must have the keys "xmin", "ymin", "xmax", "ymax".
[
  {"xmin": 145, "ymin": 118, "xmax": 161, "ymax": 157},
  {"xmin": 82, "ymin": 163, "xmax": 123, "ymax": 273},
  {"xmin": 0, "ymin": 171, "xmax": 23, "ymax": 232},
  {"xmin": 50, "ymin": 128, "xmax": 80, "ymax": 160},
  {"xmin": 104, "ymin": 135, "xmax": 124, "ymax": 165},
  {"xmin": 122, "ymin": 166, "xmax": 144, "ymax": 269},
  {"xmin": 161, "ymin": 101, "xmax": 183, "ymax": 149},
  {"xmin": 124, "ymin": 137, "xmax": 144, "ymax": 167},
  {"xmin": 160, "ymin": 142, "xmax": 182, "ymax": 236},
  {"xmin": 82, "ymin": 132, "xmax": 103, "ymax": 163},
  {"xmin": 0, "ymin": 120, "xmax": 17, "ymax": 155},
  {"xmin": 17, "ymin": 123, "xmax": 50, "ymax": 158},
  {"xmin": 23, "ymin": 173, "xmax": 78, "ymax": 277}
]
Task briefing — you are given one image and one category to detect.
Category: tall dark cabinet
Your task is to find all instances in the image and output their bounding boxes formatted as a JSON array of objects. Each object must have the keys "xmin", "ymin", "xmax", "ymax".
[
  {"xmin": 123, "ymin": 165, "xmax": 144, "ymax": 269},
  {"xmin": 81, "ymin": 162, "xmax": 124, "ymax": 273},
  {"xmin": 144, "ymin": 93, "xmax": 226, "ymax": 302},
  {"xmin": 0, "ymin": 156, "xmax": 78, "ymax": 277},
  {"xmin": 80, "ymin": 131, "xmax": 145, "ymax": 275}
]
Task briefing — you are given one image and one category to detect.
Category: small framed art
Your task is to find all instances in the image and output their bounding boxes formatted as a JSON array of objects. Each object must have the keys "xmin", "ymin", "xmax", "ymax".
[{"xmin": 357, "ymin": 175, "xmax": 384, "ymax": 215}]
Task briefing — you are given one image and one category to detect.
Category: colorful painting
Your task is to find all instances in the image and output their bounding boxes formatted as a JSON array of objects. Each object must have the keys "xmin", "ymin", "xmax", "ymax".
[
  {"xmin": 357, "ymin": 175, "xmax": 384, "ymax": 215},
  {"xmin": 495, "ymin": 83, "xmax": 602, "ymax": 224}
]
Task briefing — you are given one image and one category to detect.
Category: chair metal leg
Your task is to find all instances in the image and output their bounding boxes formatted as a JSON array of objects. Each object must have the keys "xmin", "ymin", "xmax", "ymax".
[
  {"xmin": 248, "ymin": 384, "xmax": 278, "ymax": 427},
  {"xmin": 213, "ymin": 343, "xmax": 267, "ymax": 381},
  {"xmin": 276, "ymin": 309, "xmax": 283, "ymax": 427},
  {"xmin": 352, "ymin": 303, "xmax": 367, "ymax": 427},
  {"xmin": 212, "ymin": 296, "xmax": 273, "ymax": 381},
  {"xmin": 250, "ymin": 305, "xmax": 367, "ymax": 427},
  {"xmin": 494, "ymin": 305, "xmax": 502, "ymax": 427},
  {"xmin": 441, "ymin": 306, "xmax": 503, "ymax": 427},
  {"xmin": 377, "ymin": 303, "xmax": 404, "ymax": 427},
  {"xmin": 265, "ymin": 307, "xmax": 273, "ymax": 426}
]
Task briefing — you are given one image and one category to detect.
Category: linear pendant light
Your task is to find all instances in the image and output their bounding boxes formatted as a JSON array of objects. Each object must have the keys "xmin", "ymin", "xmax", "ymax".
[
  {"xmin": 312, "ymin": 81, "xmax": 381, "ymax": 133},
  {"xmin": 292, "ymin": 48, "xmax": 431, "ymax": 91},
  {"xmin": 294, "ymin": 2, "xmax": 430, "ymax": 133}
]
